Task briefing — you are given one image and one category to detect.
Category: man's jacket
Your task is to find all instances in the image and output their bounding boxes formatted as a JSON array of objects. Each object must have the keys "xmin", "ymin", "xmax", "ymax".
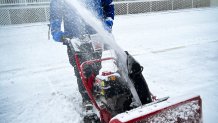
[{"xmin": 50, "ymin": 0, "xmax": 114, "ymax": 39}]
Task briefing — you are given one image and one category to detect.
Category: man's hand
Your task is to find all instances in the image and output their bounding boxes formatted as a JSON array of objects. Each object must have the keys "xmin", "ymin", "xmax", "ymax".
[
  {"xmin": 52, "ymin": 31, "xmax": 64, "ymax": 42},
  {"xmin": 104, "ymin": 17, "xmax": 113, "ymax": 32},
  {"xmin": 62, "ymin": 38, "xmax": 71, "ymax": 45},
  {"xmin": 52, "ymin": 31, "xmax": 71, "ymax": 45}
]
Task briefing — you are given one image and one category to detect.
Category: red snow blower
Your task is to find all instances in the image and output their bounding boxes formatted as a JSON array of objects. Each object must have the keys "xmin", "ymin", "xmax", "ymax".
[{"xmin": 65, "ymin": 35, "xmax": 202, "ymax": 123}]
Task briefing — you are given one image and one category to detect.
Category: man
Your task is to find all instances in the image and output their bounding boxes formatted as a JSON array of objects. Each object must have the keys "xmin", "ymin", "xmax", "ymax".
[{"xmin": 50, "ymin": 0, "xmax": 114, "ymax": 107}]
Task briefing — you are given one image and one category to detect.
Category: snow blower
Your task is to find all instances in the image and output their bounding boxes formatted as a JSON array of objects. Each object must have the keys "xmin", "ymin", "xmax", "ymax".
[{"xmin": 64, "ymin": 34, "xmax": 202, "ymax": 123}]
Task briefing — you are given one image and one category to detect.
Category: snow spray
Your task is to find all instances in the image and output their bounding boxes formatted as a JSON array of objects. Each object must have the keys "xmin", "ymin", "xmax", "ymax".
[
  {"xmin": 64, "ymin": 0, "xmax": 142, "ymax": 105},
  {"xmin": 64, "ymin": 0, "xmax": 123, "ymax": 56}
]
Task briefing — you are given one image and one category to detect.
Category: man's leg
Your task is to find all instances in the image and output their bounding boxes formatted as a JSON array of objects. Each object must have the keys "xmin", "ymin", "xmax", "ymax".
[{"xmin": 67, "ymin": 46, "xmax": 90, "ymax": 102}]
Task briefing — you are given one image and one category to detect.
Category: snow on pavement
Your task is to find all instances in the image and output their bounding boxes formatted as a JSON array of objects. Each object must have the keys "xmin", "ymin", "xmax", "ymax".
[
  {"xmin": 0, "ymin": 7, "xmax": 218, "ymax": 123},
  {"xmin": 113, "ymin": 8, "xmax": 218, "ymax": 122}
]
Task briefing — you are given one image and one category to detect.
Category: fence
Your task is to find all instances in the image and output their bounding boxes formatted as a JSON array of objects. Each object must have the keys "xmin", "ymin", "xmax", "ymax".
[
  {"xmin": 0, "ymin": 0, "xmax": 49, "ymax": 6},
  {"xmin": 114, "ymin": 0, "xmax": 210, "ymax": 15},
  {"xmin": 0, "ymin": 0, "xmax": 211, "ymax": 25}
]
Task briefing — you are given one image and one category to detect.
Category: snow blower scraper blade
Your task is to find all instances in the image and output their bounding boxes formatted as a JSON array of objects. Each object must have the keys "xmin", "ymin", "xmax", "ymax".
[{"xmin": 110, "ymin": 94, "xmax": 202, "ymax": 123}]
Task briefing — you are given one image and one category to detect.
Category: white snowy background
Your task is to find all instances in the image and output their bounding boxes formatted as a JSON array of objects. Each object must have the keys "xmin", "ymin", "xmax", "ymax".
[{"xmin": 0, "ymin": 7, "xmax": 218, "ymax": 123}]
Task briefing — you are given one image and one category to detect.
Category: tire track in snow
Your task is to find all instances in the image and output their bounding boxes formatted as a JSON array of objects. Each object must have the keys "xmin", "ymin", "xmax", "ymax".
[
  {"xmin": 129, "ymin": 40, "xmax": 218, "ymax": 56},
  {"xmin": 0, "ymin": 63, "xmax": 69, "ymax": 81}
]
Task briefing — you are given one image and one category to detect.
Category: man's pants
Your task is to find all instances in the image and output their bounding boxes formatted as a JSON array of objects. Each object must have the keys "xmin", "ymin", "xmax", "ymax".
[
  {"xmin": 67, "ymin": 45, "xmax": 102, "ymax": 102},
  {"xmin": 67, "ymin": 46, "xmax": 90, "ymax": 102}
]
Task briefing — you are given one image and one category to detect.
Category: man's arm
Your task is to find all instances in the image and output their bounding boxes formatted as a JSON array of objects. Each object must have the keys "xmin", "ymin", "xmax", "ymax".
[
  {"xmin": 102, "ymin": 0, "xmax": 114, "ymax": 20},
  {"xmin": 50, "ymin": 0, "xmax": 63, "ymax": 42},
  {"xmin": 102, "ymin": 0, "xmax": 114, "ymax": 31}
]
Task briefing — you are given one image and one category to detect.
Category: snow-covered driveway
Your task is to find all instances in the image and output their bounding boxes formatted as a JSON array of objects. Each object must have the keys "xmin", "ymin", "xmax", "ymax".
[{"xmin": 0, "ymin": 7, "xmax": 218, "ymax": 123}]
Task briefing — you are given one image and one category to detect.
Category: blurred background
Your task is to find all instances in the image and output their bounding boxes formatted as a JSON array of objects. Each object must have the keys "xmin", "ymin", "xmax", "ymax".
[{"xmin": 0, "ymin": 0, "xmax": 217, "ymax": 26}]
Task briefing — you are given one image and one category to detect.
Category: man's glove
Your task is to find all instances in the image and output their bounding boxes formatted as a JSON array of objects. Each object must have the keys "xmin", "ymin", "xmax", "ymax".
[
  {"xmin": 52, "ymin": 31, "xmax": 64, "ymax": 42},
  {"xmin": 62, "ymin": 38, "xmax": 71, "ymax": 45},
  {"xmin": 104, "ymin": 17, "xmax": 113, "ymax": 32}
]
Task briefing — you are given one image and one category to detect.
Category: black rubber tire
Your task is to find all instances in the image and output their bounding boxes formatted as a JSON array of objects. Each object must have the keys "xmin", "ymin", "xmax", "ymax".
[{"xmin": 83, "ymin": 113, "xmax": 100, "ymax": 123}]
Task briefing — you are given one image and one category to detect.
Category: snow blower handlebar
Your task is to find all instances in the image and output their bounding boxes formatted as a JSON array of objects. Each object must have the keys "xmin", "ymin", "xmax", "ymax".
[{"xmin": 80, "ymin": 57, "xmax": 115, "ymax": 79}]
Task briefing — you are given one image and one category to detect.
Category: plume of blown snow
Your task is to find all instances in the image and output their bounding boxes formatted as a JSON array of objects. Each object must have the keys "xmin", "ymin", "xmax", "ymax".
[{"xmin": 64, "ymin": 0, "xmax": 142, "ymax": 105}]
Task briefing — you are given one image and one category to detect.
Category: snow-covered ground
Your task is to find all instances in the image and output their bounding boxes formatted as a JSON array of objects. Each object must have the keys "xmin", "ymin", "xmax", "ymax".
[{"xmin": 0, "ymin": 7, "xmax": 218, "ymax": 123}]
